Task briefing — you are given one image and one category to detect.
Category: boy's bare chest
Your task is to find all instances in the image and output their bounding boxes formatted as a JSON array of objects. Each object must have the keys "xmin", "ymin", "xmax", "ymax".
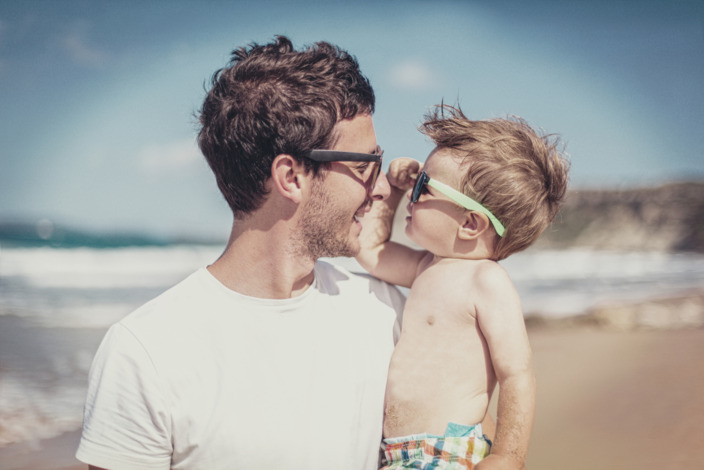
[
  {"xmin": 403, "ymin": 286, "xmax": 476, "ymax": 336},
  {"xmin": 403, "ymin": 272, "xmax": 478, "ymax": 335}
]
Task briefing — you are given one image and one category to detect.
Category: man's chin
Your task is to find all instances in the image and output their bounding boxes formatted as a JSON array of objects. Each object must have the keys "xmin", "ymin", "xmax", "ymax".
[
  {"xmin": 313, "ymin": 239, "xmax": 359, "ymax": 260},
  {"xmin": 346, "ymin": 243, "xmax": 361, "ymax": 258},
  {"xmin": 332, "ymin": 241, "xmax": 359, "ymax": 259}
]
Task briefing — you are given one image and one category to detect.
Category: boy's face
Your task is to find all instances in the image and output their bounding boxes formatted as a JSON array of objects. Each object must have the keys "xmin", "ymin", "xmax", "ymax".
[{"xmin": 404, "ymin": 148, "xmax": 469, "ymax": 256}]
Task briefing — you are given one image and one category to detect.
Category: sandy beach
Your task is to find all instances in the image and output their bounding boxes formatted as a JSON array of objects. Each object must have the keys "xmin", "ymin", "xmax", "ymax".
[
  {"xmin": 524, "ymin": 325, "xmax": 704, "ymax": 469},
  {"xmin": 2, "ymin": 319, "xmax": 703, "ymax": 470}
]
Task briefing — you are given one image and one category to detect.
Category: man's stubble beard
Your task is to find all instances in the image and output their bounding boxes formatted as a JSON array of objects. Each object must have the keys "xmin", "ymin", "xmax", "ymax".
[{"xmin": 292, "ymin": 178, "xmax": 360, "ymax": 260}]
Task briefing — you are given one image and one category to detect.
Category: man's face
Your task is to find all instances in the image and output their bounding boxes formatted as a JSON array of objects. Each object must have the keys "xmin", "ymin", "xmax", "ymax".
[{"xmin": 296, "ymin": 114, "xmax": 389, "ymax": 259}]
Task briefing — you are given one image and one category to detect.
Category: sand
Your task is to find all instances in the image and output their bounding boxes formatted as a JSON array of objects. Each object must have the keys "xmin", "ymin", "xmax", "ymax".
[
  {"xmin": 523, "ymin": 325, "xmax": 704, "ymax": 469},
  {"xmin": 0, "ymin": 430, "xmax": 83, "ymax": 470},
  {"xmin": 2, "ymin": 324, "xmax": 703, "ymax": 470}
]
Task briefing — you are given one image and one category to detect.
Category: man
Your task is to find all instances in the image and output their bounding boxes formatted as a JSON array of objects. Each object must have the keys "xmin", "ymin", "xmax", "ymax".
[{"xmin": 76, "ymin": 36, "xmax": 405, "ymax": 470}]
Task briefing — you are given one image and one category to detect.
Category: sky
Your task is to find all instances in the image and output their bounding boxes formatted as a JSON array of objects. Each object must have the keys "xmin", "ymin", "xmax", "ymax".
[{"xmin": 1, "ymin": 0, "xmax": 703, "ymax": 239}]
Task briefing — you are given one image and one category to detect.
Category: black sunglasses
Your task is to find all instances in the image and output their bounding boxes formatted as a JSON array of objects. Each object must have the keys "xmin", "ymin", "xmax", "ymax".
[{"xmin": 307, "ymin": 147, "xmax": 383, "ymax": 188}]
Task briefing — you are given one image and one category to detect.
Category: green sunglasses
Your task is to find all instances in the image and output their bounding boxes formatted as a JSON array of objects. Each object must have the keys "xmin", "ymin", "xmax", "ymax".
[
  {"xmin": 307, "ymin": 147, "xmax": 383, "ymax": 188},
  {"xmin": 411, "ymin": 170, "xmax": 506, "ymax": 237}
]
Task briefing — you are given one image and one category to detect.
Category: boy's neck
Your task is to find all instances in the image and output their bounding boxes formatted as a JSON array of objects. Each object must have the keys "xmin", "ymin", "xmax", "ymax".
[{"xmin": 431, "ymin": 232, "xmax": 497, "ymax": 261}]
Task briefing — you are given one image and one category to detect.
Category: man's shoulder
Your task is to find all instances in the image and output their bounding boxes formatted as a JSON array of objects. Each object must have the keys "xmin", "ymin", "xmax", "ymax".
[
  {"xmin": 102, "ymin": 268, "xmax": 224, "ymax": 368},
  {"xmin": 119, "ymin": 268, "xmax": 210, "ymax": 328}
]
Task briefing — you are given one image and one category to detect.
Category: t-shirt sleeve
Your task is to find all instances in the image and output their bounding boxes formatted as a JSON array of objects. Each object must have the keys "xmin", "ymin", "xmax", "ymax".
[{"xmin": 76, "ymin": 323, "xmax": 172, "ymax": 470}]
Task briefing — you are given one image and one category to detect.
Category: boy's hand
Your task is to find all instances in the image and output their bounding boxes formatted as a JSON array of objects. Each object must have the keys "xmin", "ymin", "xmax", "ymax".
[{"xmin": 387, "ymin": 158, "xmax": 422, "ymax": 191}]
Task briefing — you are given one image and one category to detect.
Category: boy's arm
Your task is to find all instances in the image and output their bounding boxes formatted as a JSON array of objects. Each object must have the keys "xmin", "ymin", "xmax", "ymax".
[
  {"xmin": 475, "ymin": 263, "xmax": 536, "ymax": 470},
  {"xmin": 356, "ymin": 158, "xmax": 428, "ymax": 288}
]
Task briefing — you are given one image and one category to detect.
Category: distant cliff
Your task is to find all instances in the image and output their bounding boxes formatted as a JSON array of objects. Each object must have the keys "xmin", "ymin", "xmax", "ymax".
[{"xmin": 535, "ymin": 181, "xmax": 704, "ymax": 252}]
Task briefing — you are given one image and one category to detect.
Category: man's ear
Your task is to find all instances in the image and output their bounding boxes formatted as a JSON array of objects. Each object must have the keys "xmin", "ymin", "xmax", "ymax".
[
  {"xmin": 457, "ymin": 211, "xmax": 492, "ymax": 240},
  {"xmin": 271, "ymin": 154, "xmax": 306, "ymax": 204}
]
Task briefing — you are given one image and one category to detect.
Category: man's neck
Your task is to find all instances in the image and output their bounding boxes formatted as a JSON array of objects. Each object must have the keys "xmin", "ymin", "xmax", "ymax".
[{"xmin": 207, "ymin": 218, "xmax": 316, "ymax": 299}]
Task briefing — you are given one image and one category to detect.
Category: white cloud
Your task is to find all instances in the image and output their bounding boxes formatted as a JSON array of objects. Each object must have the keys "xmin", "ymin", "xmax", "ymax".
[
  {"xmin": 138, "ymin": 139, "xmax": 202, "ymax": 173},
  {"xmin": 387, "ymin": 60, "xmax": 436, "ymax": 90},
  {"xmin": 60, "ymin": 27, "xmax": 107, "ymax": 67}
]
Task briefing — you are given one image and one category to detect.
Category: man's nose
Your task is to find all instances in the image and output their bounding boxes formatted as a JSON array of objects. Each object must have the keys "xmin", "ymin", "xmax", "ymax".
[{"xmin": 370, "ymin": 169, "xmax": 391, "ymax": 201}]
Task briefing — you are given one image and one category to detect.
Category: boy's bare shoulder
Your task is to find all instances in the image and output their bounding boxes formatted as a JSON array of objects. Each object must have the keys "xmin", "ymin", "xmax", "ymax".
[
  {"xmin": 472, "ymin": 258, "xmax": 510, "ymax": 278},
  {"xmin": 430, "ymin": 258, "xmax": 514, "ymax": 295},
  {"xmin": 430, "ymin": 257, "xmax": 507, "ymax": 278},
  {"xmin": 466, "ymin": 260, "xmax": 522, "ymax": 319},
  {"xmin": 468, "ymin": 259, "xmax": 516, "ymax": 295}
]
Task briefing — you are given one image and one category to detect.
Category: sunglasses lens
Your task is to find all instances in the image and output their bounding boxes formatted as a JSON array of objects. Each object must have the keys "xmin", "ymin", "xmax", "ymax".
[{"xmin": 411, "ymin": 172, "xmax": 425, "ymax": 202}]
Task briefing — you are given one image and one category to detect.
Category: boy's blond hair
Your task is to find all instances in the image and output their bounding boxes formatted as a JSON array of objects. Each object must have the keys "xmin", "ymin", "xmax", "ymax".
[{"xmin": 420, "ymin": 105, "xmax": 570, "ymax": 260}]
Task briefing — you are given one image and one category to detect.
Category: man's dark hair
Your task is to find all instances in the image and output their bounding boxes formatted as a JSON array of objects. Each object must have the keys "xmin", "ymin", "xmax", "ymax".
[{"xmin": 198, "ymin": 35, "xmax": 375, "ymax": 218}]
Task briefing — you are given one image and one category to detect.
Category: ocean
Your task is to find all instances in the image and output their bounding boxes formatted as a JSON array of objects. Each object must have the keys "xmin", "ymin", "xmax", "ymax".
[{"xmin": 1, "ymin": 244, "xmax": 703, "ymax": 449}]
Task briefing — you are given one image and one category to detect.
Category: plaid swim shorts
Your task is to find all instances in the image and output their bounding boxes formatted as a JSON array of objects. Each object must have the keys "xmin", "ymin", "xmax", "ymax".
[{"xmin": 380, "ymin": 423, "xmax": 491, "ymax": 470}]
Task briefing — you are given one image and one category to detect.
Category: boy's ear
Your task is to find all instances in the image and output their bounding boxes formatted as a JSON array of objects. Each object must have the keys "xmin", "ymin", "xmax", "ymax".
[
  {"xmin": 271, "ymin": 154, "xmax": 306, "ymax": 204},
  {"xmin": 457, "ymin": 211, "xmax": 492, "ymax": 240}
]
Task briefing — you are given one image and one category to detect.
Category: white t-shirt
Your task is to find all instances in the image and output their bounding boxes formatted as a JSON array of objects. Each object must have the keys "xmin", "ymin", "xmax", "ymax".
[{"xmin": 76, "ymin": 261, "xmax": 404, "ymax": 470}]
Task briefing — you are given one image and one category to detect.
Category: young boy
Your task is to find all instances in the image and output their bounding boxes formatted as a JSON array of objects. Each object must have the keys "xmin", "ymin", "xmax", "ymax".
[{"xmin": 357, "ymin": 105, "xmax": 569, "ymax": 469}]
